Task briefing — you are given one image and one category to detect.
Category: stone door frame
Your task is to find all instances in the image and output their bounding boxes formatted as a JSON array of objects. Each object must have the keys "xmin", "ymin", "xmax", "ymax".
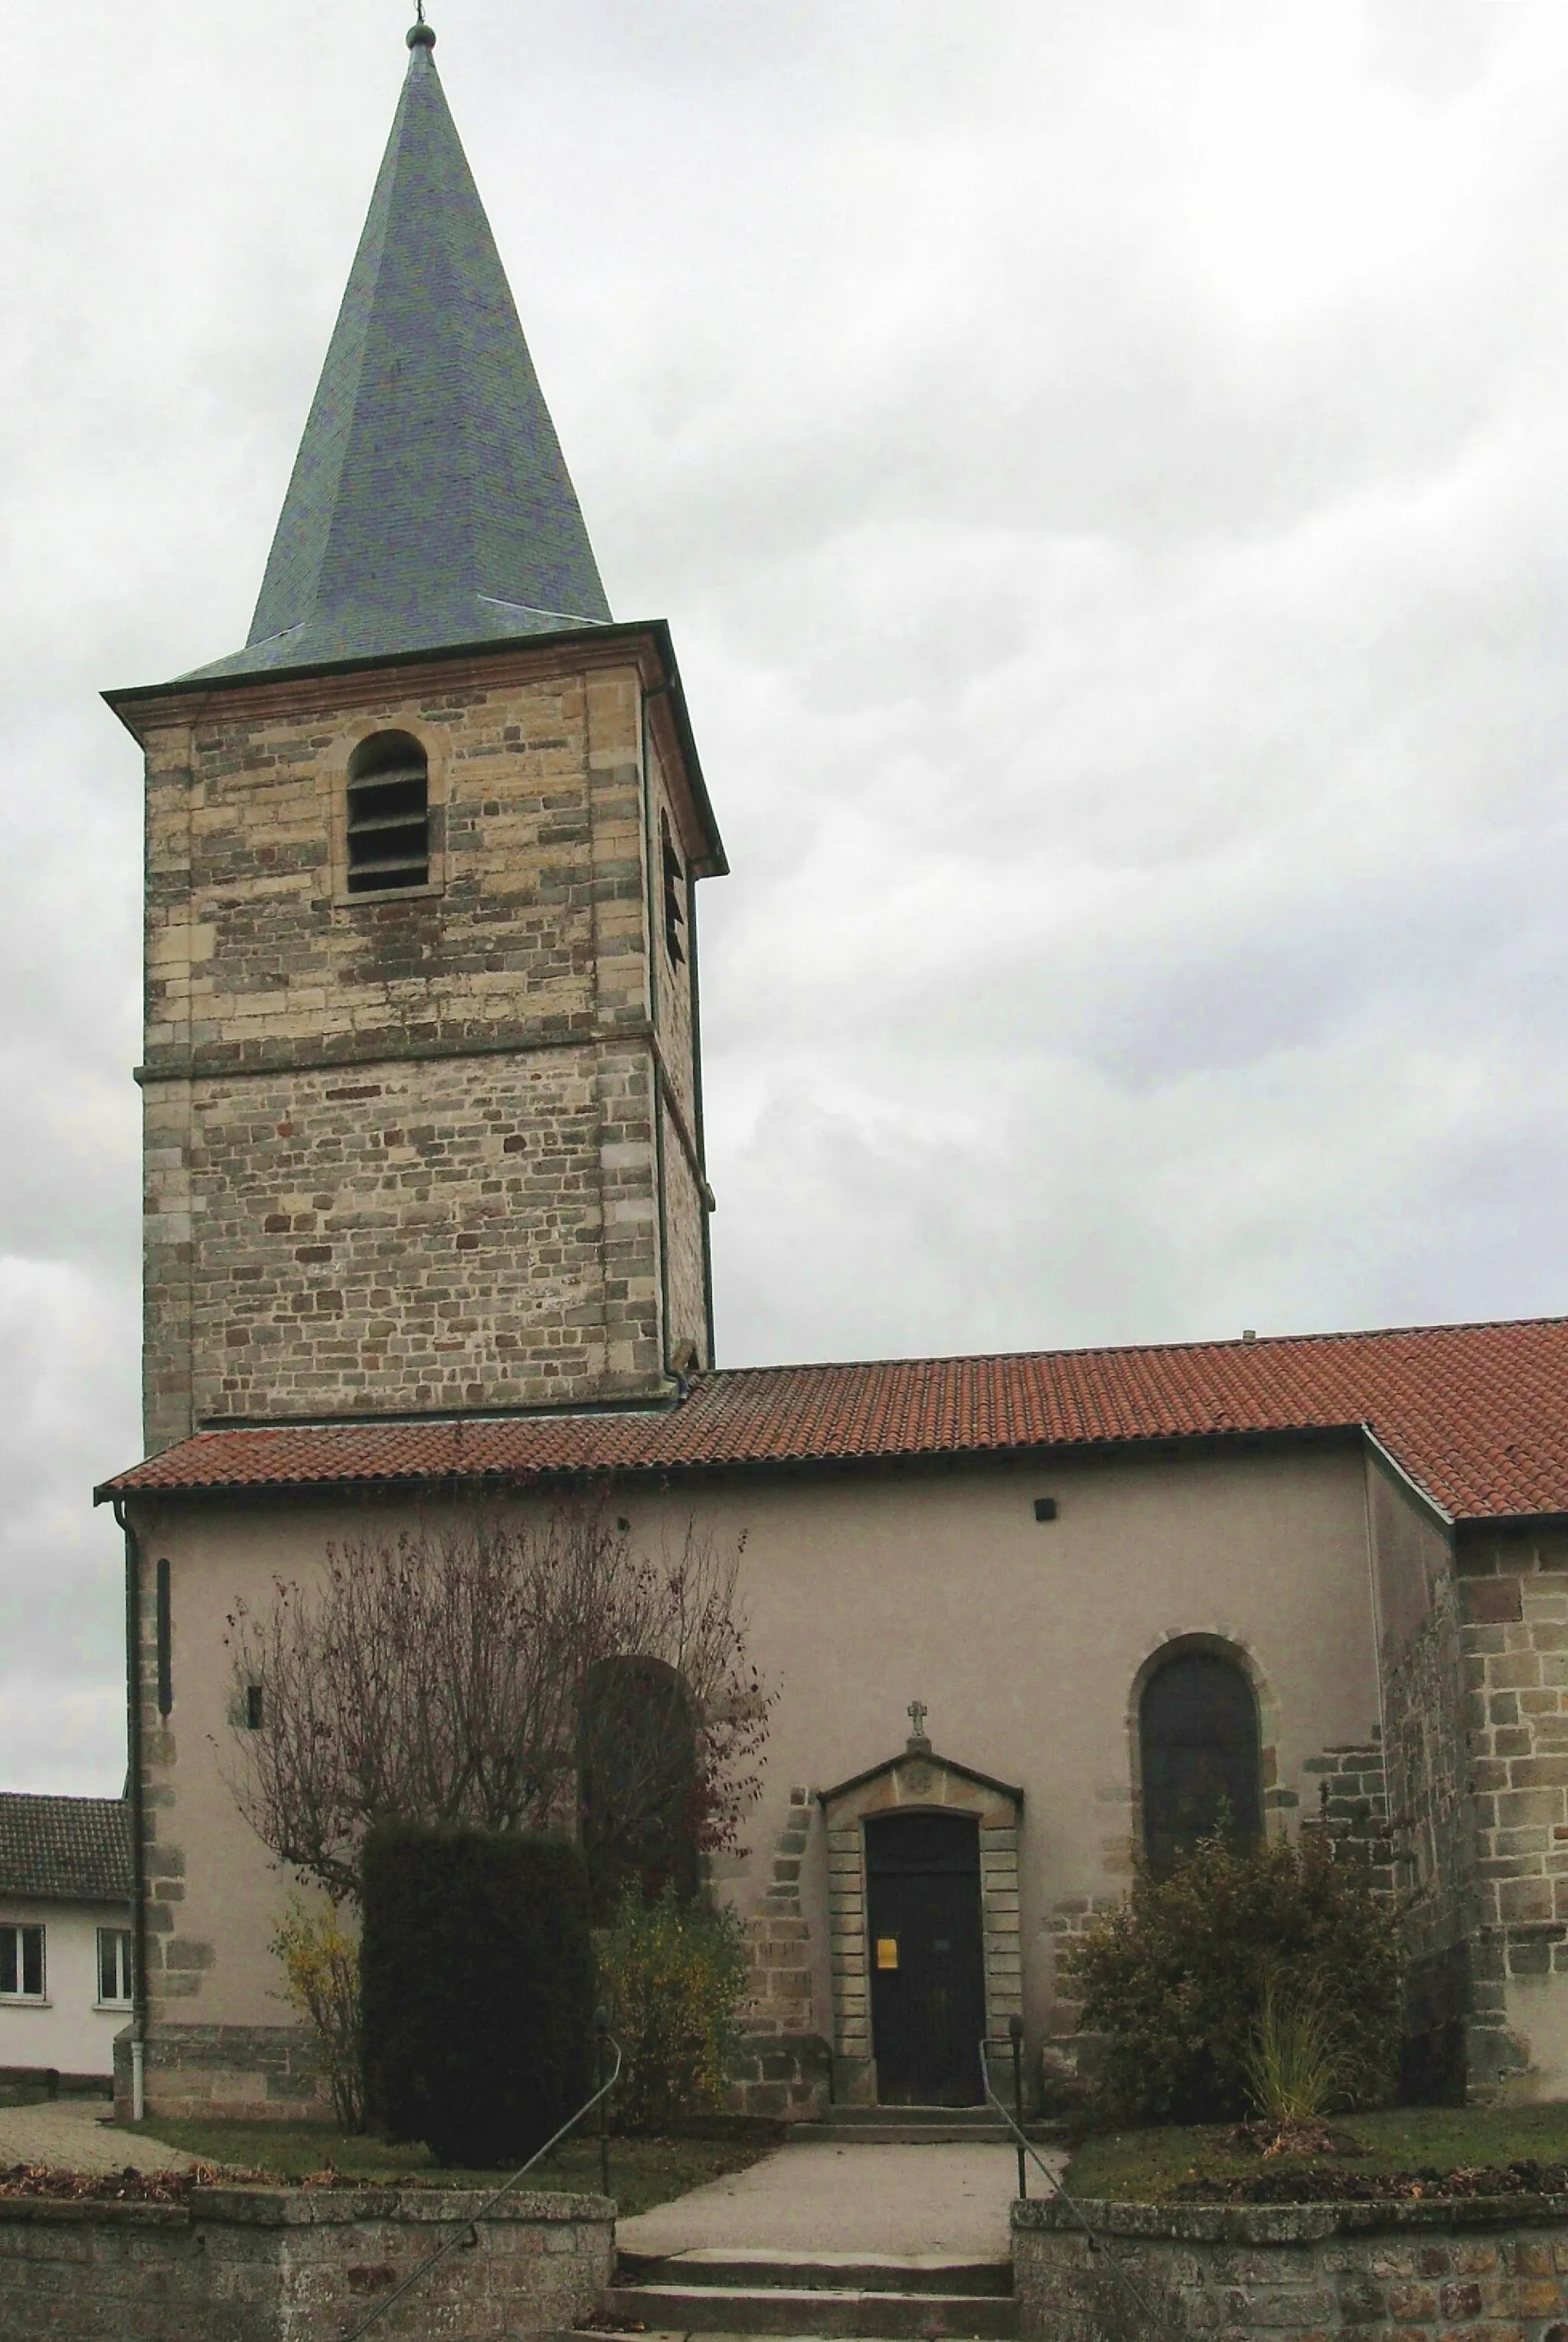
[{"xmin": 819, "ymin": 1746, "xmax": 1024, "ymax": 2107}]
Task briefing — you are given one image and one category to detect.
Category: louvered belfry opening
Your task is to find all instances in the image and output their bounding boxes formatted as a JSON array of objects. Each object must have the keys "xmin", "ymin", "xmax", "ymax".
[{"xmin": 347, "ymin": 730, "xmax": 430, "ymax": 893}]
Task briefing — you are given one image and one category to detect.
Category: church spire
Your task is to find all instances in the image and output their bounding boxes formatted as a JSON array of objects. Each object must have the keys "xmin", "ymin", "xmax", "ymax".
[{"xmin": 188, "ymin": 20, "xmax": 610, "ymax": 683}]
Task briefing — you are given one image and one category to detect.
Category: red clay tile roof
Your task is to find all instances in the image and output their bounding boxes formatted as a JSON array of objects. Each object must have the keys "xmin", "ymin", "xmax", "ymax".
[{"xmin": 97, "ymin": 1316, "xmax": 1568, "ymax": 1524}]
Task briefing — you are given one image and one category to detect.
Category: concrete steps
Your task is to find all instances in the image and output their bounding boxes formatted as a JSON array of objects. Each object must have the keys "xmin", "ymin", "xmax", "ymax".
[{"xmin": 598, "ymin": 2249, "xmax": 1018, "ymax": 2340}]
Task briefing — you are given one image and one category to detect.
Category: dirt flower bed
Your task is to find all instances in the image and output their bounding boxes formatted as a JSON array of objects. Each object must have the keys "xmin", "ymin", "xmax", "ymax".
[
  {"xmin": 1170, "ymin": 2131, "xmax": 1568, "ymax": 2204},
  {"xmin": 0, "ymin": 2161, "xmax": 394, "ymax": 2203}
]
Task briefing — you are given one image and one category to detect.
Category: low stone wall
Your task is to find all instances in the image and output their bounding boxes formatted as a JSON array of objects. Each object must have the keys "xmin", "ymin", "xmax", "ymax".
[
  {"xmin": 1013, "ymin": 2193, "xmax": 1568, "ymax": 2342},
  {"xmin": 0, "ymin": 2182, "xmax": 612, "ymax": 2340}
]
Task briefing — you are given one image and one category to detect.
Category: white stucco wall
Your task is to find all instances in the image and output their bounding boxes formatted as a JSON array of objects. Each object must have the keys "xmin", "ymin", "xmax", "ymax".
[
  {"xmin": 0, "ymin": 1899, "xmax": 132, "ymax": 2079},
  {"xmin": 129, "ymin": 1435, "xmax": 1383, "ymax": 2073}
]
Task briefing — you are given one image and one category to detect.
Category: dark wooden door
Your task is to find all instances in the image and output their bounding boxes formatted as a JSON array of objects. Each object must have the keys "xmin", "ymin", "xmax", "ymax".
[{"xmin": 865, "ymin": 1811, "xmax": 985, "ymax": 2106}]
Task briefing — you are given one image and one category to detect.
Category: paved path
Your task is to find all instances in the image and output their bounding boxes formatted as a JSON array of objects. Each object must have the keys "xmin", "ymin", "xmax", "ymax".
[
  {"xmin": 619, "ymin": 2141, "xmax": 1057, "ymax": 2260},
  {"xmin": 0, "ymin": 2099, "xmax": 196, "ymax": 2174}
]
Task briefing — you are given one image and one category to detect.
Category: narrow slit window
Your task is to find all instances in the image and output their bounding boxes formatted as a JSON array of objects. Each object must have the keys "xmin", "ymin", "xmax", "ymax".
[
  {"xmin": 660, "ymin": 810, "xmax": 686, "ymax": 968},
  {"xmin": 246, "ymin": 1684, "xmax": 266, "ymax": 1731},
  {"xmin": 155, "ymin": 1556, "xmax": 172, "ymax": 1718},
  {"xmin": 347, "ymin": 732, "xmax": 430, "ymax": 894}
]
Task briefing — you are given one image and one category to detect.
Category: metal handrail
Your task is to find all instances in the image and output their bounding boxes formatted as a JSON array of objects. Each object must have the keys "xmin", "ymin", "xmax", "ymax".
[
  {"xmin": 338, "ymin": 2030, "xmax": 622, "ymax": 2342},
  {"xmin": 978, "ymin": 2034, "xmax": 1181, "ymax": 2342}
]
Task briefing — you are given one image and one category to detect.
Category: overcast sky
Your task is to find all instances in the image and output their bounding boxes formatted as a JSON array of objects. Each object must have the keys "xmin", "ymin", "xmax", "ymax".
[{"xmin": 4, "ymin": 0, "xmax": 1568, "ymax": 1791}]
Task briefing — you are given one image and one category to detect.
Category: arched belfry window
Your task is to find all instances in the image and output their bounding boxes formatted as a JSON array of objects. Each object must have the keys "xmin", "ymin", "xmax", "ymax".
[
  {"xmin": 1139, "ymin": 1648, "xmax": 1263, "ymax": 1876},
  {"xmin": 578, "ymin": 1656, "xmax": 700, "ymax": 1919},
  {"xmin": 347, "ymin": 731, "xmax": 430, "ymax": 893}
]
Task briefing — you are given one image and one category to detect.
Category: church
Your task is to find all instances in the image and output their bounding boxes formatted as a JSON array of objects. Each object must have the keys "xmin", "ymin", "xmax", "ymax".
[{"xmin": 95, "ymin": 20, "xmax": 1568, "ymax": 2125}]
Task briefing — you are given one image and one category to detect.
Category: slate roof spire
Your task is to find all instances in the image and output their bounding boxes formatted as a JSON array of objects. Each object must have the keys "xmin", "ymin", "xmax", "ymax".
[{"xmin": 188, "ymin": 18, "xmax": 611, "ymax": 682}]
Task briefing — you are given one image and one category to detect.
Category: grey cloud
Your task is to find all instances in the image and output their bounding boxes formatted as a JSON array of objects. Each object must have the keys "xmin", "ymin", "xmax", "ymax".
[{"xmin": 8, "ymin": 0, "xmax": 1568, "ymax": 1788}]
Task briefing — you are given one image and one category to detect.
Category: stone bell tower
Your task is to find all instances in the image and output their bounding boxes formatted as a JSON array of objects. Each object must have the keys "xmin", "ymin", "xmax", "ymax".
[{"xmin": 107, "ymin": 21, "xmax": 724, "ymax": 1456}]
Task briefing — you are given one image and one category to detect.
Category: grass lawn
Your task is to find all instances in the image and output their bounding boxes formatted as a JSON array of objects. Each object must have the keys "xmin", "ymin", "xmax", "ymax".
[
  {"xmin": 123, "ymin": 2120, "xmax": 769, "ymax": 2216},
  {"xmin": 1065, "ymin": 2102, "xmax": 1568, "ymax": 2203}
]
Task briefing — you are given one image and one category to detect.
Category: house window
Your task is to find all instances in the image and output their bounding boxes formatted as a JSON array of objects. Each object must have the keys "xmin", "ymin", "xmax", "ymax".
[
  {"xmin": 97, "ymin": 1929, "xmax": 133, "ymax": 2007},
  {"xmin": 245, "ymin": 1683, "xmax": 266, "ymax": 1730},
  {"xmin": 1139, "ymin": 1648, "xmax": 1263, "ymax": 1876},
  {"xmin": 660, "ymin": 810, "xmax": 686, "ymax": 968},
  {"xmin": 0, "ymin": 1926, "xmax": 45, "ymax": 2000},
  {"xmin": 346, "ymin": 731, "xmax": 430, "ymax": 893}
]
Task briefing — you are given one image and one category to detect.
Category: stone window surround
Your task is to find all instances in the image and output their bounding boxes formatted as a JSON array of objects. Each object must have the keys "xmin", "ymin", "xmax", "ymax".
[
  {"xmin": 327, "ymin": 714, "xmax": 451, "ymax": 906},
  {"xmin": 821, "ymin": 1747, "xmax": 1023, "ymax": 2108},
  {"xmin": 1125, "ymin": 1629, "xmax": 1285, "ymax": 1869}
]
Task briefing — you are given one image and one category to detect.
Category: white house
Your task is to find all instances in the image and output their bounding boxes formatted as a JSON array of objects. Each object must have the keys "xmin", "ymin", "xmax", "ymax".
[{"xmin": 0, "ymin": 1795, "xmax": 132, "ymax": 2085}]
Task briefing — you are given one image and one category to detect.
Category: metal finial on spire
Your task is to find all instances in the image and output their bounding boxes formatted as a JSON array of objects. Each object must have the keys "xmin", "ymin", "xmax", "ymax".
[{"xmin": 408, "ymin": 3, "xmax": 435, "ymax": 51}]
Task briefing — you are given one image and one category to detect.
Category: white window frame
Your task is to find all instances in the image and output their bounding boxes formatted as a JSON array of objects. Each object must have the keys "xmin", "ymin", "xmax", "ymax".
[
  {"xmin": 0, "ymin": 1923, "xmax": 46, "ymax": 2003},
  {"xmin": 96, "ymin": 1927, "xmax": 133, "ymax": 2009}
]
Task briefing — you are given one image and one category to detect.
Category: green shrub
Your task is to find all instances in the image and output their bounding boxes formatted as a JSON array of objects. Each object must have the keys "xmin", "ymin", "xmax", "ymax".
[
  {"xmin": 596, "ymin": 1884, "xmax": 749, "ymax": 2133},
  {"xmin": 1073, "ymin": 1831, "xmax": 1401, "ymax": 2123},
  {"xmin": 361, "ymin": 1824, "xmax": 594, "ymax": 2167},
  {"xmin": 271, "ymin": 1895, "xmax": 364, "ymax": 2131}
]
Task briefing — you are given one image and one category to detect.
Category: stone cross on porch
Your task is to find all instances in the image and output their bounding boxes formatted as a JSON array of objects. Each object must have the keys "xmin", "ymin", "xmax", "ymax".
[{"xmin": 906, "ymin": 1699, "xmax": 930, "ymax": 1752}]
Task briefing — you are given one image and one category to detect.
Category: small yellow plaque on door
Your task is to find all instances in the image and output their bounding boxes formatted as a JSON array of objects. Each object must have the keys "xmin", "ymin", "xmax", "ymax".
[{"xmin": 875, "ymin": 1937, "xmax": 899, "ymax": 1971}]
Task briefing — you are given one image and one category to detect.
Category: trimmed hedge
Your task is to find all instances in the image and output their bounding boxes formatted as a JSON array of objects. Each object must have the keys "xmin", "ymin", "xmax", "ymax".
[{"xmin": 361, "ymin": 1824, "xmax": 594, "ymax": 2167}]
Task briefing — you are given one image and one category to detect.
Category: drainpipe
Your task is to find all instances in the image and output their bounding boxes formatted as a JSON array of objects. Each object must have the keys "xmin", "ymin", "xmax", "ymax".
[
  {"xmin": 686, "ymin": 869, "xmax": 716, "ymax": 1367},
  {"xmin": 113, "ymin": 1498, "xmax": 149, "ymax": 2122}
]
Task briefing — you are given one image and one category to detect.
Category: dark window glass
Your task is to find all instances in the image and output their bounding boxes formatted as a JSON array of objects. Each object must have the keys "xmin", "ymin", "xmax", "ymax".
[
  {"xmin": 99, "ymin": 1929, "xmax": 132, "ymax": 2004},
  {"xmin": 1140, "ymin": 1651, "xmax": 1263, "ymax": 1876},
  {"xmin": 2, "ymin": 1926, "xmax": 45, "ymax": 1998},
  {"xmin": 579, "ymin": 1656, "xmax": 699, "ymax": 1919},
  {"xmin": 347, "ymin": 732, "xmax": 430, "ymax": 893},
  {"xmin": 246, "ymin": 1684, "xmax": 265, "ymax": 1730}
]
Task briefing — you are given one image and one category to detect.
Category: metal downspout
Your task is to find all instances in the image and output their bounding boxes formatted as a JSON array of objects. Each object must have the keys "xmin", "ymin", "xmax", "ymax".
[
  {"xmin": 686, "ymin": 869, "xmax": 716, "ymax": 1367},
  {"xmin": 112, "ymin": 1498, "xmax": 149, "ymax": 2122}
]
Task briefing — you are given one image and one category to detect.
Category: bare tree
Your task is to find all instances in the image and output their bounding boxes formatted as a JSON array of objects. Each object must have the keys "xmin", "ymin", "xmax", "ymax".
[{"xmin": 223, "ymin": 1493, "xmax": 772, "ymax": 1903}]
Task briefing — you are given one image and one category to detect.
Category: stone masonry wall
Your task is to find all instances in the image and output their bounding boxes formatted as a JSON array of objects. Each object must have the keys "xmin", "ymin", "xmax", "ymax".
[
  {"xmin": 1368, "ymin": 1458, "xmax": 1479, "ymax": 2099},
  {"xmin": 726, "ymin": 1787, "xmax": 831, "ymax": 2121},
  {"xmin": 132, "ymin": 635, "xmax": 714, "ymax": 1449},
  {"xmin": 153, "ymin": 1040, "xmax": 662, "ymax": 1430},
  {"xmin": 1455, "ymin": 1527, "xmax": 1568, "ymax": 2095},
  {"xmin": 1014, "ymin": 2194, "xmax": 1568, "ymax": 2342},
  {"xmin": 1301, "ymin": 1739, "xmax": 1396, "ymax": 1889},
  {"xmin": 0, "ymin": 2183, "xmax": 611, "ymax": 2341}
]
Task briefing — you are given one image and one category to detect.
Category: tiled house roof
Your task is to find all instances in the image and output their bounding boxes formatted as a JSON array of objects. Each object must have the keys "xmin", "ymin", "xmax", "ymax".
[
  {"xmin": 0, "ymin": 1796, "xmax": 132, "ymax": 1905},
  {"xmin": 98, "ymin": 1315, "xmax": 1568, "ymax": 1527}
]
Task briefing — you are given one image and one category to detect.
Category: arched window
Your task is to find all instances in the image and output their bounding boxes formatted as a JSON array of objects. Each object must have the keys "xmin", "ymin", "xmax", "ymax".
[
  {"xmin": 347, "ymin": 731, "xmax": 430, "ymax": 893},
  {"xmin": 1139, "ymin": 1648, "xmax": 1263, "ymax": 1876},
  {"xmin": 578, "ymin": 1656, "xmax": 700, "ymax": 1918}
]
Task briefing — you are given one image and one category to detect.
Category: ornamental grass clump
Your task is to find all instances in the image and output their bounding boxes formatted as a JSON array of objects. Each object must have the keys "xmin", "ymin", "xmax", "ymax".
[
  {"xmin": 1242, "ymin": 1969, "xmax": 1356, "ymax": 2130},
  {"xmin": 596, "ymin": 1884, "xmax": 750, "ymax": 2134},
  {"xmin": 1073, "ymin": 1830, "xmax": 1401, "ymax": 2124}
]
